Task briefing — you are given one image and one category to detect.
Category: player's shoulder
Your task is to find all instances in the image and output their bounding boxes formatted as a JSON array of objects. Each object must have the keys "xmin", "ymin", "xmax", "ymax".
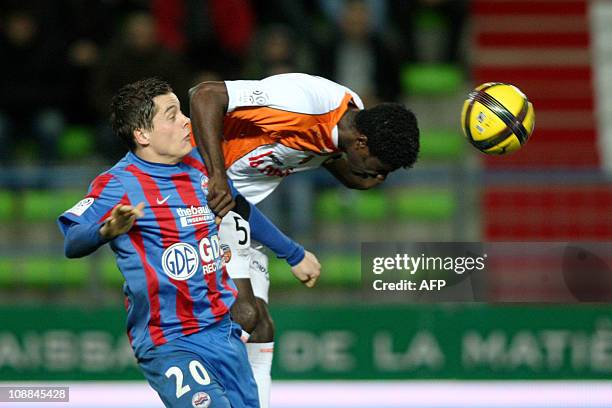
[
  {"xmin": 224, "ymin": 73, "xmax": 363, "ymax": 115},
  {"xmin": 261, "ymin": 73, "xmax": 349, "ymax": 95},
  {"xmin": 88, "ymin": 156, "xmax": 133, "ymax": 193},
  {"xmin": 264, "ymin": 73, "xmax": 364, "ymax": 114},
  {"xmin": 87, "ymin": 170, "xmax": 123, "ymax": 197}
]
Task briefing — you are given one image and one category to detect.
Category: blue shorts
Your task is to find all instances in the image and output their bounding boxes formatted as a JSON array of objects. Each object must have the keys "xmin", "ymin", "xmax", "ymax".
[{"xmin": 138, "ymin": 316, "xmax": 259, "ymax": 408}]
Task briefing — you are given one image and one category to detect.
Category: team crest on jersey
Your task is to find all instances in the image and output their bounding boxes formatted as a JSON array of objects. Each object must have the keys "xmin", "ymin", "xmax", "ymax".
[
  {"xmin": 191, "ymin": 392, "xmax": 211, "ymax": 408},
  {"xmin": 200, "ymin": 174, "xmax": 209, "ymax": 196},
  {"xmin": 161, "ymin": 243, "xmax": 199, "ymax": 281},
  {"xmin": 66, "ymin": 197, "xmax": 94, "ymax": 216},
  {"xmin": 221, "ymin": 244, "xmax": 232, "ymax": 265}
]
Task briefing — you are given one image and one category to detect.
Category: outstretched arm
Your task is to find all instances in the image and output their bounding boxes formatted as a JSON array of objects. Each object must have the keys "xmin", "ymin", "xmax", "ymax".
[
  {"xmin": 245, "ymin": 197, "xmax": 321, "ymax": 288},
  {"xmin": 63, "ymin": 203, "xmax": 144, "ymax": 258},
  {"xmin": 63, "ymin": 222, "xmax": 110, "ymax": 258},
  {"xmin": 230, "ymin": 191, "xmax": 321, "ymax": 287},
  {"xmin": 189, "ymin": 81, "xmax": 235, "ymax": 218}
]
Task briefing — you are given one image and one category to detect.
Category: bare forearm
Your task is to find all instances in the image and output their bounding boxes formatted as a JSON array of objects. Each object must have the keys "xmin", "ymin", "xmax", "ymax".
[
  {"xmin": 189, "ymin": 82, "xmax": 229, "ymax": 178},
  {"xmin": 189, "ymin": 81, "xmax": 236, "ymax": 216}
]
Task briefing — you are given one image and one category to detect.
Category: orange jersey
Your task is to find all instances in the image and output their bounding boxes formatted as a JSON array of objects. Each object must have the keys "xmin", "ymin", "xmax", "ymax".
[{"xmin": 219, "ymin": 73, "xmax": 363, "ymax": 204}]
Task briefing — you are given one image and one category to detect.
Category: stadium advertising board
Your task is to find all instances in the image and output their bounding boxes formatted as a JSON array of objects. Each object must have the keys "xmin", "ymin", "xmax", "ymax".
[{"xmin": 0, "ymin": 305, "xmax": 611, "ymax": 380}]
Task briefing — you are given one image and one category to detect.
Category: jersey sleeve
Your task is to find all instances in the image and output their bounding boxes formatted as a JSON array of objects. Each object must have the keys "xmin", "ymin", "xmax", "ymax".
[
  {"xmin": 57, "ymin": 173, "xmax": 126, "ymax": 235},
  {"xmin": 224, "ymin": 73, "xmax": 364, "ymax": 114}
]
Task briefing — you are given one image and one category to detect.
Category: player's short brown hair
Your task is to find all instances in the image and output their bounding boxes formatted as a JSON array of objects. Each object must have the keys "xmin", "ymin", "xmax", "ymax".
[{"xmin": 110, "ymin": 78, "xmax": 173, "ymax": 151}]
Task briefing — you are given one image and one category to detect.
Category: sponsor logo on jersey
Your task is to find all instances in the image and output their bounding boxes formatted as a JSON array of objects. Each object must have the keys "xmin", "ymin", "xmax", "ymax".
[
  {"xmin": 176, "ymin": 205, "xmax": 215, "ymax": 227},
  {"xmin": 248, "ymin": 150, "xmax": 294, "ymax": 178},
  {"xmin": 268, "ymin": 153, "xmax": 284, "ymax": 166},
  {"xmin": 191, "ymin": 392, "xmax": 211, "ymax": 408},
  {"xmin": 199, "ymin": 235, "xmax": 223, "ymax": 275},
  {"xmin": 66, "ymin": 197, "xmax": 95, "ymax": 216},
  {"xmin": 161, "ymin": 243, "xmax": 199, "ymax": 281}
]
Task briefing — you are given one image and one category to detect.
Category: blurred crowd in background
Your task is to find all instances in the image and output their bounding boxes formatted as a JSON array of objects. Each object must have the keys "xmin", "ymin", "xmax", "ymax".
[{"xmin": 0, "ymin": 0, "xmax": 468, "ymax": 164}]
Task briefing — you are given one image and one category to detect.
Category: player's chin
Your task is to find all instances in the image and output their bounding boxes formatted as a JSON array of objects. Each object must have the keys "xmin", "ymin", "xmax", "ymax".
[{"xmin": 180, "ymin": 141, "xmax": 193, "ymax": 155}]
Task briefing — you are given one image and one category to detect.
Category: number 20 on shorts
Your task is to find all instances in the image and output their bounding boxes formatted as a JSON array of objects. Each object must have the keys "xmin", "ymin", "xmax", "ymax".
[{"xmin": 165, "ymin": 360, "xmax": 212, "ymax": 399}]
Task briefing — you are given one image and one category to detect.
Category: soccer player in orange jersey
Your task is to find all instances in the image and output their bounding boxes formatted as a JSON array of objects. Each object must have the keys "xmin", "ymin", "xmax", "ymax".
[{"xmin": 189, "ymin": 73, "xmax": 420, "ymax": 407}]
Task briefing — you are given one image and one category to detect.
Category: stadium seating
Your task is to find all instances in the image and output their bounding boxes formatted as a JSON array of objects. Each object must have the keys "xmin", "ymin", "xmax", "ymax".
[
  {"xmin": 0, "ymin": 190, "xmax": 13, "ymax": 221},
  {"xmin": 23, "ymin": 189, "xmax": 84, "ymax": 222},
  {"xmin": 352, "ymin": 191, "xmax": 388, "ymax": 222},
  {"xmin": 58, "ymin": 126, "xmax": 95, "ymax": 160},
  {"xmin": 473, "ymin": 0, "xmax": 597, "ymax": 168},
  {"xmin": 315, "ymin": 187, "xmax": 456, "ymax": 223},
  {"xmin": 0, "ymin": 258, "xmax": 14, "ymax": 287},
  {"xmin": 419, "ymin": 129, "xmax": 464, "ymax": 161},
  {"xmin": 401, "ymin": 64, "xmax": 463, "ymax": 96},
  {"xmin": 308, "ymin": 184, "xmax": 457, "ymax": 289},
  {"xmin": 101, "ymin": 253, "xmax": 124, "ymax": 288},
  {"xmin": 269, "ymin": 253, "xmax": 361, "ymax": 289},
  {"xmin": 0, "ymin": 256, "xmax": 90, "ymax": 289},
  {"xmin": 393, "ymin": 188, "xmax": 456, "ymax": 221},
  {"xmin": 472, "ymin": 0, "xmax": 606, "ymax": 240},
  {"xmin": 485, "ymin": 185, "xmax": 612, "ymax": 239},
  {"xmin": 0, "ymin": 188, "xmax": 91, "ymax": 290}
]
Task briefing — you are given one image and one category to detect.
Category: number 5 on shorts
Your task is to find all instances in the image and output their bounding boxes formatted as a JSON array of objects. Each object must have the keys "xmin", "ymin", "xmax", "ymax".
[
  {"xmin": 233, "ymin": 216, "xmax": 248, "ymax": 246},
  {"xmin": 165, "ymin": 360, "xmax": 212, "ymax": 398}
]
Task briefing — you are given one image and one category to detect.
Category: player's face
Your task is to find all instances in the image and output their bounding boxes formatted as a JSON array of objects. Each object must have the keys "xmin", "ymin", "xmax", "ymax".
[
  {"xmin": 349, "ymin": 155, "xmax": 393, "ymax": 179},
  {"xmin": 345, "ymin": 142, "xmax": 394, "ymax": 179},
  {"xmin": 147, "ymin": 93, "xmax": 192, "ymax": 164}
]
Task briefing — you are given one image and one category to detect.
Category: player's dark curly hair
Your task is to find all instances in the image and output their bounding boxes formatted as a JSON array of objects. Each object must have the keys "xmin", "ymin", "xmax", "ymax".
[
  {"xmin": 110, "ymin": 78, "xmax": 173, "ymax": 151},
  {"xmin": 354, "ymin": 103, "xmax": 420, "ymax": 169}
]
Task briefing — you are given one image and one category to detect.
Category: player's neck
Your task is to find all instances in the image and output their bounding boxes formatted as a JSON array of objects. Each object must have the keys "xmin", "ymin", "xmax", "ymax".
[{"xmin": 133, "ymin": 149, "xmax": 182, "ymax": 166}]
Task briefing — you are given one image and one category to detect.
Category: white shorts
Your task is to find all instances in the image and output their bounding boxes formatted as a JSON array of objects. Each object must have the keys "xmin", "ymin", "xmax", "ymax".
[{"xmin": 219, "ymin": 212, "xmax": 270, "ymax": 303}]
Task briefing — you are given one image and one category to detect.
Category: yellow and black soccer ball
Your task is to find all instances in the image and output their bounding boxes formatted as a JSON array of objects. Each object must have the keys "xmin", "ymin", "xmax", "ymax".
[{"xmin": 461, "ymin": 82, "xmax": 535, "ymax": 155}]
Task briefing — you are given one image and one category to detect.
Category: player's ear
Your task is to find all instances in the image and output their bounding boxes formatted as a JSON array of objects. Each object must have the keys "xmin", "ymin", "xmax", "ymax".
[
  {"xmin": 133, "ymin": 128, "xmax": 150, "ymax": 147},
  {"xmin": 355, "ymin": 134, "xmax": 368, "ymax": 150}
]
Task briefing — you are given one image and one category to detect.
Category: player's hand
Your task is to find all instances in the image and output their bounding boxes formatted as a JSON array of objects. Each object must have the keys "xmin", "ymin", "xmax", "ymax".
[
  {"xmin": 207, "ymin": 174, "xmax": 235, "ymax": 218},
  {"xmin": 100, "ymin": 202, "xmax": 145, "ymax": 240},
  {"xmin": 291, "ymin": 250, "xmax": 321, "ymax": 288}
]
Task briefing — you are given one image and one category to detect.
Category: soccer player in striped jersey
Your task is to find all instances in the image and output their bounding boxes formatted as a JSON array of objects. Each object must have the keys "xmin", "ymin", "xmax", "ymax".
[
  {"xmin": 58, "ymin": 78, "xmax": 319, "ymax": 408},
  {"xmin": 189, "ymin": 73, "xmax": 420, "ymax": 408}
]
